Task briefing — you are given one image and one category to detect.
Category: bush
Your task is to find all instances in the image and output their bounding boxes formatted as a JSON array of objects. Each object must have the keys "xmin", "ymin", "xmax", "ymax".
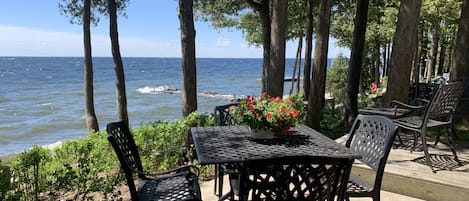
[
  {"xmin": 2, "ymin": 111, "xmax": 214, "ymax": 200},
  {"xmin": 326, "ymin": 54, "xmax": 348, "ymax": 104}
]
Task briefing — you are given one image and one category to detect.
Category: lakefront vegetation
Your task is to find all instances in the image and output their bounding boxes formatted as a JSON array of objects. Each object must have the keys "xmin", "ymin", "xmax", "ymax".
[
  {"xmin": 0, "ymin": 112, "xmax": 213, "ymax": 200},
  {"xmin": 2, "ymin": 0, "xmax": 469, "ymax": 200}
]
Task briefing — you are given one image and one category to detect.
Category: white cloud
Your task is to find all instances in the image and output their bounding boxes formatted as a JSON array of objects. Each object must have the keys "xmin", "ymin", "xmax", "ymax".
[
  {"xmin": 0, "ymin": 25, "xmax": 181, "ymax": 57},
  {"xmin": 0, "ymin": 25, "xmax": 349, "ymax": 58},
  {"xmin": 215, "ymin": 37, "xmax": 231, "ymax": 47}
]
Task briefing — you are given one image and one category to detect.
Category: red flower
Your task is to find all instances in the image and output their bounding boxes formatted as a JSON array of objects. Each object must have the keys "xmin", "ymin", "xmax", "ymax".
[
  {"xmin": 266, "ymin": 113, "xmax": 273, "ymax": 119},
  {"xmin": 371, "ymin": 82, "xmax": 377, "ymax": 93}
]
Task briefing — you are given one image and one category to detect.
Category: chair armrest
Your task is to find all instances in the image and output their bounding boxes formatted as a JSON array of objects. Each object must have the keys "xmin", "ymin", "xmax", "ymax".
[{"xmin": 389, "ymin": 100, "xmax": 426, "ymax": 110}]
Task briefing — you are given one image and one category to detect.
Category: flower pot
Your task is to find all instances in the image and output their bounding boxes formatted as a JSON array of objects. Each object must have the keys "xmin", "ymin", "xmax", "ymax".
[{"xmin": 251, "ymin": 129, "xmax": 275, "ymax": 139}]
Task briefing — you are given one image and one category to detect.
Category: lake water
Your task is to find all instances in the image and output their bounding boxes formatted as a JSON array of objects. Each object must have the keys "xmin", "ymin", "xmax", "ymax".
[{"xmin": 0, "ymin": 57, "xmax": 331, "ymax": 156}]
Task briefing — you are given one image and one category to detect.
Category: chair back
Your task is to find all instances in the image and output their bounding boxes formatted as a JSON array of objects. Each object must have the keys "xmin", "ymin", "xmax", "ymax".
[
  {"xmin": 426, "ymin": 81, "xmax": 466, "ymax": 122},
  {"xmin": 107, "ymin": 121, "xmax": 143, "ymax": 201},
  {"xmin": 239, "ymin": 156, "xmax": 353, "ymax": 201},
  {"xmin": 214, "ymin": 102, "xmax": 239, "ymax": 126},
  {"xmin": 346, "ymin": 115, "xmax": 397, "ymax": 182}
]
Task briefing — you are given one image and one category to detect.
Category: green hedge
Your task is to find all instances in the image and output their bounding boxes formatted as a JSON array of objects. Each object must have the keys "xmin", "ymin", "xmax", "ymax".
[{"xmin": 0, "ymin": 112, "xmax": 213, "ymax": 201}]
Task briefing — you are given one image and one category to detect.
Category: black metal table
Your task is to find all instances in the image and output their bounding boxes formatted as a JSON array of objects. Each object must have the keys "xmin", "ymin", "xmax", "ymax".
[
  {"xmin": 191, "ymin": 125, "xmax": 360, "ymax": 200},
  {"xmin": 192, "ymin": 125, "xmax": 358, "ymax": 165}
]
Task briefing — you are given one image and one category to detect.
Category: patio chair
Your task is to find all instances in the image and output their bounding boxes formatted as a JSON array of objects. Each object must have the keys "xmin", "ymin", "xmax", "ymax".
[
  {"xmin": 106, "ymin": 121, "xmax": 202, "ymax": 201},
  {"xmin": 238, "ymin": 156, "xmax": 353, "ymax": 201},
  {"xmin": 345, "ymin": 115, "xmax": 398, "ymax": 201},
  {"xmin": 214, "ymin": 102, "xmax": 240, "ymax": 126},
  {"xmin": 392, "ymin": 81, "xmax": 466, "ymax": 173},
  {"xmin": 213, "ymin": 102, "xmax": 240, "ymax": 199}
]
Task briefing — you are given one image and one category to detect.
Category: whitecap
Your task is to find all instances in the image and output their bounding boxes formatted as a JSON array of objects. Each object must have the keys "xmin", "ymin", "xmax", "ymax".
[
  {"xmin": 136, "ymin": 86, "xmax": 179, "ymax": 94},
  {"xmin": 198, "ymin": 91, "xmax": 242, "ymax": 101}
]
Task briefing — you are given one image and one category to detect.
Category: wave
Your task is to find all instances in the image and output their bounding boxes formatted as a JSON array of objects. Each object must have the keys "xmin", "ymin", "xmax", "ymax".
[
  {"xmin": 137, "ymin": 86, "xmax": 243, "ymax": 102},
  {"xmin": 136, "ymin": 86, "xmax": 180, "ymax": 94},
  {"xmin": 198, "ymin": 91, "xmax": 243, "ymax": 102}
]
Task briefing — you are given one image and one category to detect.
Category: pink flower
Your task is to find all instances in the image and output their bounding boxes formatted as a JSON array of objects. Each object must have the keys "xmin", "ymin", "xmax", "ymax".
[{"xmin": 371, "ymin": 82, "xmax": 377, "ymax": 93}]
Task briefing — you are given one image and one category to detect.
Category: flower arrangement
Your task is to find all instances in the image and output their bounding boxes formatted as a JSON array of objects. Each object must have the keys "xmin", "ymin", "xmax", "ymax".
[{"xmin": 229, "ymin": 93, "xmax": 301, "ymax": 137}]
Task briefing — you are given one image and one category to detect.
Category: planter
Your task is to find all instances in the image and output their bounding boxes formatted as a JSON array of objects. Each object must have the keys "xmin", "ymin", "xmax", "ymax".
[{"xmin": 251, "ymin": 129, "xmax": 275, "ymax": 139}]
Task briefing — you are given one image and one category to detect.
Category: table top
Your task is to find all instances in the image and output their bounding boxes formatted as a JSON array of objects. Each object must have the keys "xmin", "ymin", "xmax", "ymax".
[{"xmin": 191, "ymin": 125, "xmax": 360, "ymax": 165}]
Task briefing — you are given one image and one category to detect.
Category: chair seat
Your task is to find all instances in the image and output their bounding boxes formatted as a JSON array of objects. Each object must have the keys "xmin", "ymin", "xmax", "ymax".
[
  {"xmin": 138, "ymin": 172, "xmax": 200, "ymax": 201},
  {"xmin": 393, "ymin": 116, "xmax": 451, "ymax": 130},
  {"xmin": 346, "ymin": 174, "xmax": 374, "ymax": 196}
]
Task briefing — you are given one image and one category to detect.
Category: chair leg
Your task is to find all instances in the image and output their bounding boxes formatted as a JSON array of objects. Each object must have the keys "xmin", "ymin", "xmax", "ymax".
[
  {"xmin": 396, "ymin": 128, "xmax": 404, "ymax": 147},
  {"xmin": 373, "ymin": 192, "xmax": 381, "ymax": 201},
  {"xmin": 421, "ymin": 133, "xmax": 436, "ymax": 173},
  {"xmin": 218, "ymin": 167, "xmax": 224, "ymax": 198},
  {"xmin": 433, "ymin": 128, "xmax": 441, "ymax": 147},
  {"xmin": 411, "ymin": 131, "xmax": 419, "ymax": 152},
  {"xmin": 446, "ymin": 127, "xmax": 459, "ymax": 162}
]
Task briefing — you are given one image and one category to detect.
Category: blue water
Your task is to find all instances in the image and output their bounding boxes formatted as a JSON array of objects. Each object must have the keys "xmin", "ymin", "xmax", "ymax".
[{"xmin": 0, "ymin": 57, "xmax": 331, "ymax": 156}]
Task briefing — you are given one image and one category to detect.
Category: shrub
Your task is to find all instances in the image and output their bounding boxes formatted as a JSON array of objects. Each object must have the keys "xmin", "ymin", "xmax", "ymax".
[
  {"xmin": 326, "ymin": 54, "xmax": 348, "ymax": 103},
  {"xmin": 2, "ymin": 111, "xmax": 214, "ymax": 200}
]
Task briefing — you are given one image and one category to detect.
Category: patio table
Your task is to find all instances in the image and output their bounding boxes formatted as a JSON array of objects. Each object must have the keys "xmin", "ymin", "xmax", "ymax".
[{"xmin": 191, "ymin": 125, "xmax": 360, "ymax": 200}]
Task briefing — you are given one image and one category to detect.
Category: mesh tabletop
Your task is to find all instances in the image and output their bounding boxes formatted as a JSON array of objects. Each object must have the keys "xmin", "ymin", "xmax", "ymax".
[{"xmin": 191, "ymin": 125, "xmax": 359, "ymax": 165}]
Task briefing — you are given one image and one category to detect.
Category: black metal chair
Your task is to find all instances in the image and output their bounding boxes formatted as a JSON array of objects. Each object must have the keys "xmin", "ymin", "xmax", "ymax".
[
  {"xmin": 213, "ymin": 102, "xmax": 240, "ymax": 199},
  {"xmin": 214, "ymin": 102, "xmax": 240, "ymax": 126},
  {"xmin": 345, "ymin": 115, "xmax": 398, "ymax": 201},
  {"xmin": 238, "ymin": 156, "xmax": 353, "ymax": 201},
  {"xmin": 106, "ymin": 121, "xmax": 202, "ymax": 201},
  {"xmin": 392, "ymin": 81, "xmax": 466, "ymax": 173}
]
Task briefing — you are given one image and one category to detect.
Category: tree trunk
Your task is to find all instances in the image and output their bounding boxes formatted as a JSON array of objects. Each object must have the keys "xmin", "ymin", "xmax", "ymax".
[
  {"xmin": 382, "ymin": 44, "xmax": 387, "ymax": 77},
  {"xmin": 437, "ymin": 38, "xmax": 446, "ymax": 76},
  {"xmin": 342, "ymin": 0, "xmax": 369, "ymax": 126},
  {"xmin": 411, "ymin": 27, "xmax": 420, "ymax": 83},
  {"xmin": 374, "ymin": 43, "xmax": 381, "ymax": 87},
  {"xmin": 420, "ymin": 29, "xmax": 428, "ymax": 80},
  {"xmin": 426, "ymin": 22, "xmax": 440, "ymax": 83},
  {"xmin": 306, "ymin": 0, "xmax": 332, "ymax": 130},
  {"xmin": 267, "ymin": 0, "xmax": 287, "ymax": 97},
  {"xmin": 178, "ymin": 0, "xmax": 198, "ymax": 117},
  {"xmin": 259, "ymin": 1, "xmax": 271, "ymax": 93},
  {"xmin": 303, "ymin": 0, "xmax": 313, "ymax": 101},
  {"xmin": 384, "ymin": 0, "xmax": 422, "ymax": 105},
  {"xmin": 83, "ymin": 0, "xmax": 99, "ymax": 132},
  {"xmin": 290, "ymin": 34, "xmax": 303, "ymax": 95},
  {"xmin": 109, "ymin": 0, "xmax": 128, "ymax": 125},
  {"xmin": 247, "ymin": 0, "xmax": 270, "ymax": 93},
  {"xmin": 450, "ymin": 0, "xmax": 469, "ymax": 123},
  {"xmin": 386, "ymin": 42, "xmax": 391, "ymax": 75}
]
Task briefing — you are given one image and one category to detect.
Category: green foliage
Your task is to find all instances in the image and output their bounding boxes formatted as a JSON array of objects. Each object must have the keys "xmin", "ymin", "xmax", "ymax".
[
  {"xmin": 1, "ymin": 112, "xmax": 214, "ymax": 200},
  {"xmin": 194, "ymin": 0, "xmax": 317, "ymax": 46},
  {"xmin": 326, "ymin": 54, "xmax": 349, "ymax": 103},
  {"xmin": 5, "ymin": 145, "xmax": 50, "ymax": 201},
  {"xmin": 58, "ymin": 0, "xmax": 129, "ymax": 25},
  {"xmin": 0, "ymin": 160, "xmax": 11, "ymax": 200}
]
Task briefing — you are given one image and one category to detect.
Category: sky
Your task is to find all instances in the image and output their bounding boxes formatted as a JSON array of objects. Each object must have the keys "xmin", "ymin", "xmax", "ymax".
[{"xmin": 0, "ymin": 0, "xmax": 350, "ymax": 58}]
